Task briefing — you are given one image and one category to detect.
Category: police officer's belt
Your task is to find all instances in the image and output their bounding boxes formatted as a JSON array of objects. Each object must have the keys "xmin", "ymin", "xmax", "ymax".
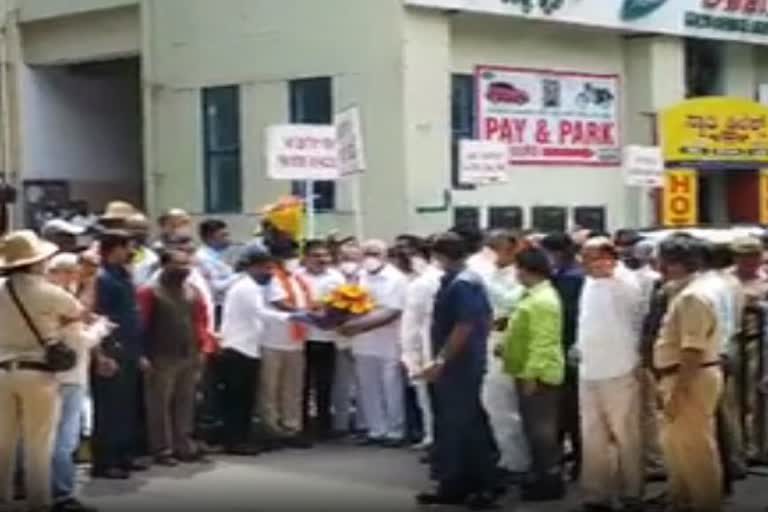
[
  {"xmin": 0, "ymin": 360, "xmax": 51, "ymax": 372},
  {"xmin": 654, "ymin": 361, "xmax": 721, "ymax": 379}
]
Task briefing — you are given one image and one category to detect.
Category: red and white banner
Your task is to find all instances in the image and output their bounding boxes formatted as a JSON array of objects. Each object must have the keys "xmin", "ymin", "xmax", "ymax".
[{"xmin": 476, "ymin": 65, "xmax": 621, "ymax": 166}]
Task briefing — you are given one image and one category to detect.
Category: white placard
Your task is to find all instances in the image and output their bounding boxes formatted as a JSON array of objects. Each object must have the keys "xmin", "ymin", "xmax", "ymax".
[
  {"xmin": 335, "ymin": 106, "xmax": 367, "ymax": 176},
  {"xmin": 623, "ymin": 145, "xmax": 664, "ymax": 187},
  {"xmin": 266, "ymin": 125, "xmax": 340, "ymax": 181},
  {"xmin": 459, "ymin": 140, "xmax": 510, "ymax": 185}
]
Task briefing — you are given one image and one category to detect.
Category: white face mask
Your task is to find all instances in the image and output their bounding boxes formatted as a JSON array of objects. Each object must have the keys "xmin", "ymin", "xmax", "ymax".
[
  {"xmin": 363, "ymin": 256, "xmax": 384, "ymax": 274},
  {"xmin": 339, "ymin": 261, "xmax": 360, "ymax": 276},
  {"xmin": 411, "ymin": 256, "xmax": 429, "ymax": 275},
  {"xmin": 285, "ymin": 258, "xmax": 301, "ymax": 273}
]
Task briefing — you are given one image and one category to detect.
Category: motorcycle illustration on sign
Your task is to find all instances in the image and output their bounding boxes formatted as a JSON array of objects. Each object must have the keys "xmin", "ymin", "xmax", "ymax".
[{"xmin": 575, "ymin": 83, "xmax": 615, "ymax": 109}]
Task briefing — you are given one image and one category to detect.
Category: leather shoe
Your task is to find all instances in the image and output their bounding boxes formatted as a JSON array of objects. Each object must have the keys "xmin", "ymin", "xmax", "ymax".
[
  {"xmin": 91, "ymin": 467, "xmax": 130, "ymax": 480},
  {"xmin": 154, "ymin": 454, "xmax": 180, "ymax": 467},
  {"xmin": 415, "ymin": 491, "xmax": 467, "ymax": 506}
]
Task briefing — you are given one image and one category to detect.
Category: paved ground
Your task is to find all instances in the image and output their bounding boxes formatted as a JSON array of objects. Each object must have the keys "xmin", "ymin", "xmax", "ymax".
[{"xmin": 81, "ymin": 444, "xmax": 768, "ymax": 512}]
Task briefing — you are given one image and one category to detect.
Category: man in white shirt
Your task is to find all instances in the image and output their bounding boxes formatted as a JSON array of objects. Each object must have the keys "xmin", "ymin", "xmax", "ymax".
[
  {"xmin": 481, "ymin": 230, "xmax": 530, "ymax": 480},
  {"xmin": 219, "ymin": 244, "xmax": 296, "ymax": 455},
  {"xmin": 296, "ymin": 240, "xmax": 345, "ymax": 439},
  {"xmin": 576, "ymin": 237, "xmax": 645, "ymax": 512},
  {"xmin": 338, "ymin": 240, "xmax": 407, "ymax": 446},
  {"xmin": 399, "ymin": 240, "xmax": 442, "ymax": 449},
  {"xmin": 332, "ymin": 243, "xmax": 366, "ymax": 436}
]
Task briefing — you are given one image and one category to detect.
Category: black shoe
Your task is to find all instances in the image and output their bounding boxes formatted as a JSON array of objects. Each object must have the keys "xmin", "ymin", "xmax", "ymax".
[
  {"xmin": 91, "ymin": 467, "xmax": 130, "ymax": 480},
  {"xmin": 521, "ymin": 475, "xmax": 566, "ymax": 502},
  {"xmin": 356, "ymin": 436, "xmax": 385, "ymax": 447},
  {"xmin": 123, "ymin": 458, "xmax": 150, "ymax": 472},
  {"xmin": 381, "ymin": 438, "xmax": 407, "ymax": 449},
  {"xmin": 53, "ymin": 498, "xmax": 99, "ymax": 512},
  {"xmin": 415, "ymin": 491, "xmax": 467, "ymax": 506},
  {"xmin": 571, "ymin": 504, "xmax": 615, "ymax": 512},
  {"xmin": 225, "ymin": 444, "xmax": 263, "ymax": 456},
  {"xmin": 154, "ymin": 454, "xmax": 180, "ymax": 467},
  {"xmin": 284, "ymin": 436, "xmax": 314, "ymax": 449},
  {"xmin": 465, "ymin": 490, "xmax": 500, "ymax": 510},
  {"xmin": 176, "ymin": 452, "xmax": 214, "ymax": 464}
]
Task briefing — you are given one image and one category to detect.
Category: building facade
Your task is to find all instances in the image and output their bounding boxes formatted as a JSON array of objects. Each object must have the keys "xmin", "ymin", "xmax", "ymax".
[{"xmin": 4, "ymin": 0, "xmax": 768, "ymax": 238}]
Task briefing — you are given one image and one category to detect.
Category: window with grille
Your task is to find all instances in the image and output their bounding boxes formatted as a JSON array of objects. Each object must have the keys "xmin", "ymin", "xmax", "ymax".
[{"xmin": 202, "ymin": 86, "xmax": 242, "ymax": 213}]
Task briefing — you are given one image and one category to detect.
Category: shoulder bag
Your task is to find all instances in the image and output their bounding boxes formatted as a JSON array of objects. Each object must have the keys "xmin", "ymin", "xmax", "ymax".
[{"xmin": 7, "ymin": 280, "xmax": 77, "ymax": 372}]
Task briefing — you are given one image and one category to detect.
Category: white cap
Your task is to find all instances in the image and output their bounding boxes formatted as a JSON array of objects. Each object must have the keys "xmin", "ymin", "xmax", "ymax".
[{"xmin": 41, "ymin": 219, "xmax": 86, "ymax": 237}]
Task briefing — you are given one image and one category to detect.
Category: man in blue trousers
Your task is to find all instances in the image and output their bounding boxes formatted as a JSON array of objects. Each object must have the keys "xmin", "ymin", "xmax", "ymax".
[{"xmin": 417, "ymin": 232, "xmax": 498, "ymax": 509}]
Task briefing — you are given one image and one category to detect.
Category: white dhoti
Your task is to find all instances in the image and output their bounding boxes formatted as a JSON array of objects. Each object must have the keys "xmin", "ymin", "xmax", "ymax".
[{"xmin": 481, "ymin": 333, "xmax": 530, "ymax": 472}]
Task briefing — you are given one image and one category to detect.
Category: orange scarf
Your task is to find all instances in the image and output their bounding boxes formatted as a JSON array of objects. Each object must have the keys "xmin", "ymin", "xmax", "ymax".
[{"xmin": 274, "ymin": 268, "xmax": 313, "ymax": 342}]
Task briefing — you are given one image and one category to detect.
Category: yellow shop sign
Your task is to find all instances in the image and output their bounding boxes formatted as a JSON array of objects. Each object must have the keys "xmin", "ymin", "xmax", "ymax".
[{"xmin": 660, "ymin": 97, "xmax": 768, "ymax": 165}]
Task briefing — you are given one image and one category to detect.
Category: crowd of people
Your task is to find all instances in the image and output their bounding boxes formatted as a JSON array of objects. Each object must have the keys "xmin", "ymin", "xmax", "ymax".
[{"xmin": 0, "ymin": 198, "xmax": 767, "ymax": 512}]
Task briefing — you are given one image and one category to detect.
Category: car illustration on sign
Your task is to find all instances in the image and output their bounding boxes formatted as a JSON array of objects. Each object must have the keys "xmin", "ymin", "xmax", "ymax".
[{"xmin": 486, "ymin": 82, "xmax": 530, "ymax": 105}]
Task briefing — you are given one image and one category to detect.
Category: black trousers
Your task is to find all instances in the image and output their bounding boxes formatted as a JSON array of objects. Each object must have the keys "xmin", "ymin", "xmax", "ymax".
[
  {"xmin": 559, "ymin": 366, "xmax": 581, "ymax": 477},
  {"xmin": 303, "ymin": 341, "xmax": 336, "ymax": 435},
  {"xmin": 91, "ymin": 357, "xmax": 141, "ymax": 471},
  {"xmin": 518, "ymin": 382, "xmax": 562, "ymax": 481},
  {"xmin": 218, "ymin": 348, "xmax": 261, "ymax": 448},
  {"xmin": 430, "ymin": 371, "xmax": 498, "ymax": 497}
]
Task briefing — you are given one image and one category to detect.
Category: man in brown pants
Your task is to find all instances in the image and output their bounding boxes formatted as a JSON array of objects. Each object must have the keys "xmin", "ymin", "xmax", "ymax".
[
  {"xmin": 138, "ymin": 249, "xmax": 216, "ymax": 465},
  {"xmin": 654, "ymin": 236, "xmax": 723, "ymax": 512}
]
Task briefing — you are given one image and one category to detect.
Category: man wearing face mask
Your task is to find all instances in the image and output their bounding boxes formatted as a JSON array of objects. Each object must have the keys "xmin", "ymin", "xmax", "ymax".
[
  {"xmin": 338, "ymin": 239, "xmax": 408, "ymax": 446},
  {"xmin": 137, "ymin": 249, "xmax": 216, "ymax": 466},
  {"xmin": 332, "ymin": 243, "xmax": 367, "ymax": 437}
]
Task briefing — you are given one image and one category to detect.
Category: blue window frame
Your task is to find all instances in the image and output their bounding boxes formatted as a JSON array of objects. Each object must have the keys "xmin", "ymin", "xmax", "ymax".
[
  {"xmin": 451, "ymin": 74, "xmax": 476, "ymax": 189},
  {"xmin": 202, "ymin": 86, "xmax": 242, "ymax": 213},
  {"xmin": 289, "ymin": 77, "xmax": 336, "ymax": 211}
]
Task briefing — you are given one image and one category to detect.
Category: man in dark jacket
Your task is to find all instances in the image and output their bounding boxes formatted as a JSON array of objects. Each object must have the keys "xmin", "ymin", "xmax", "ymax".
[{"xmin": 91, "ymin": 230, "xmax": 148, "ymax": 479}]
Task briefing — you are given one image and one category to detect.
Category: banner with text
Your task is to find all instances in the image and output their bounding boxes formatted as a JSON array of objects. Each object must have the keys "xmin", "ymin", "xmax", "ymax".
[{"xmin": 477, "ymin": 66, "xmax": 621, "ymax": 166}]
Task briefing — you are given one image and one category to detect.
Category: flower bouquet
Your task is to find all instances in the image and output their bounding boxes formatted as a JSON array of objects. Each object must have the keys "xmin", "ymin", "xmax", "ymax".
[{"xmin": 311, "ymin": 284, "xmax": 375, "ymax": 329}]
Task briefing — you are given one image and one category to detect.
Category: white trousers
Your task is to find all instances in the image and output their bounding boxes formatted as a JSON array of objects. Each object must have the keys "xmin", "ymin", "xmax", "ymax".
[
  {"xmin": 354, "ymin": 355, "xmax": 405, "ymax": 440},
  {"xmin": 332, "ymin": 348, "xmax": 366, "ymax": 431},
  {"xmin": 482, "ymin": 352, "xmax": 530, "ymax": 472},
  {"xmin": 413, "ymin": 380, "xmax": 434, "ymax": 444}
]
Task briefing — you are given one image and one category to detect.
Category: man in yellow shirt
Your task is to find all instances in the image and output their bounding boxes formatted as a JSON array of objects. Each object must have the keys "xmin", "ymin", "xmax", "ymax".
[{"xmin": 654, "ymin": 236, "xmax": 723, "ymax": 512}]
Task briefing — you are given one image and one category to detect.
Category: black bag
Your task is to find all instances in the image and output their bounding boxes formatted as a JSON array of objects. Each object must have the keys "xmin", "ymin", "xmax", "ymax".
[{"xmin": 7, "ymin": 280, "xmax": 77, "ymax": 373}]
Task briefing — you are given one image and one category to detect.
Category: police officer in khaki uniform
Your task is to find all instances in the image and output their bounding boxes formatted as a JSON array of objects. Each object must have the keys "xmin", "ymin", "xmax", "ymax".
[
  {"xmin": 731, "ymin": 236, "xmax": 768, "ymax": 465},
  {"xmin": 655, "ymin": 236, "xmax": 723, "ymax": 512}
]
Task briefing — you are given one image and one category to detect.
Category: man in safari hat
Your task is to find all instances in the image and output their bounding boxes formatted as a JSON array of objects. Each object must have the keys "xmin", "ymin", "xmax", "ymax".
[
  {"xmin": 98, "ymin": 201, "xmax": 137, "ymax": 230},
  {"xmin": 0, "ymin": 230, "xmax": 83, "ymax": 510},
  {"xmin": 731, "ymin": 235, "xmax": 768, "ymax": 465}
]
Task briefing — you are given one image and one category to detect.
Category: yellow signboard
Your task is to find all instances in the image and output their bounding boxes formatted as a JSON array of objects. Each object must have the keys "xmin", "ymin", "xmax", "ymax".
[
  {"xmin": 660, "ymin": 97, "xmax": 768, "ymax": 165},
  {"xmin": 663, "ymin": 170, "xmax": 698, "ymax": 227},
  {"xmin": 760, "ymin": 169, "xmax": 768, "ymax": 225}
]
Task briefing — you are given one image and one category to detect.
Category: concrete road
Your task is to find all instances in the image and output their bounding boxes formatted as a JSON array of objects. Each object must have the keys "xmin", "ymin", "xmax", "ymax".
[{"xmin": 81, "ymin": 444, "xmax": 768, "ymax": 512}]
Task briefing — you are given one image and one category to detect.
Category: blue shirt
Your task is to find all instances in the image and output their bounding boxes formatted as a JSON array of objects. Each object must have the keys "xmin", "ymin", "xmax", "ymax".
[
  {"xmin": 95, "ymin": 264, "xmax": 144, "ymax": 359},
  {"xmin": 431, "ymin": 268, "xmax": 492, "ymax": 379}
]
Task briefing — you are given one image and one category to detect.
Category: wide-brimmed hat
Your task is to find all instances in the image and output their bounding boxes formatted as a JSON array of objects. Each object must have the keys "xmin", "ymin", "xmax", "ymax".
[
  {"xmin": 731, "ymin": 236, "xmax": 762, "ymax": 255},
  {"xmin": 41, "ymin": 218, "xmax": 86, "ymax": 238},
  {"xmin": 0, "ymin": 230, "xmax": 59, "ymax": 269},
  {"xmin": 100, "ymin": 201, "xmax": 136, "ymax": 221}
]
